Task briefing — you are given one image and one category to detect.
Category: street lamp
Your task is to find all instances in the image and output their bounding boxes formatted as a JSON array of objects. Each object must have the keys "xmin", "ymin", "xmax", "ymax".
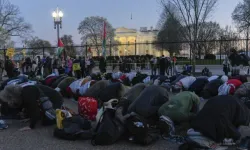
[{"xmin": 52, "ymin": 7, "xmax": 63, "ymax": 46}]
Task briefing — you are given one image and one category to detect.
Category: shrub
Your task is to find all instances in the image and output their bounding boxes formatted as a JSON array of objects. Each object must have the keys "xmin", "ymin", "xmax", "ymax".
[{"xmin": 204, "ymin": 54, "xmax": 216, "ymax": 60}]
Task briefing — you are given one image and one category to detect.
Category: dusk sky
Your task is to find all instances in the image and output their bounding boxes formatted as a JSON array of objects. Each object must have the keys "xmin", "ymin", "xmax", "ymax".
[{"xmin": 9, "ymin": 0, "xmax": 242, "ymax": 46}]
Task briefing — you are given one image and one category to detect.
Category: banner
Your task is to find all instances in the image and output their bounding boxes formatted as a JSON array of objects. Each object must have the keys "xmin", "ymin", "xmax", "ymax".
[{"xmin": 6, "ymin": 48, "xmax": 15, "ymax": 58}]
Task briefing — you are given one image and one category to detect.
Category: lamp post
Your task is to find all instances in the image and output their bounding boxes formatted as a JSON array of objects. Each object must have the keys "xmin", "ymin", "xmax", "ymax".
[{"xmin": 52, "ymin": 7, "xmax": 63, "ymax": 46}]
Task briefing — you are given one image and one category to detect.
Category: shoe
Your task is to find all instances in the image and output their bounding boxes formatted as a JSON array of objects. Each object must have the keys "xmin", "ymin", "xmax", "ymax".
[
  {"xmin": 237, "ymin": 137, "xmax": 250, "ymax": 150},
  {"xmin": 159, "ymin": 115, "xmax": 175, "ymax": 137}
]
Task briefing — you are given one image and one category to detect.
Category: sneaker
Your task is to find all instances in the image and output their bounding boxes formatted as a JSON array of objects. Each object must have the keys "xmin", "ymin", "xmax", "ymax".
[
  {"xmin": 237, "ymin": 137, "xmax": 250, "ymax": 150},
  {"xmin": 0, "ymin": 120, "xmax": 8, "ymax": 130},
  {"xmin": 159, "ymin": 115, "xmax": 175, "ymax": 137}
]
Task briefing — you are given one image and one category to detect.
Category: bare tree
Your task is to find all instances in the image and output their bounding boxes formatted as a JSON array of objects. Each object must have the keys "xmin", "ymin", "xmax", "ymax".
[
  {"xmin": 25, "ymin": 37, "xmax": 53, "ymax": 56},
  {"xmin": 232, "ymin": 0, "xmax": 250, "ymax": 54},
  {"xmin": 78, "ymin": 16, "xmax": 114, "ymax": 56},
  {"xmin": 161, "ymin": 0, "xmax": 218, "ymax": 73},
  {"xmin": 220, "ymin": 26, "xmax": 240, "ymax": 55},
  {"xmin": 60, "ymin": 34, "xmax": 76, "ymax": 58},
  {"xmin": 0, "ymin": 0, "xmax": 32, "ymax": 44},
  {"xmin": 196, "ymin": 22, "xmax": 221, "ymax": 57},
  {"xmin": 155, "ymin": 5, "xmax": 183, "ymax": 56}
]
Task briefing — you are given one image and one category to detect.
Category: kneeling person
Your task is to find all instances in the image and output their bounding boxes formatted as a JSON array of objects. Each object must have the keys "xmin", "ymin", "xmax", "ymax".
[{"xmin": 0, "ymin": 84, "xmax": 62, "ymax": 130}]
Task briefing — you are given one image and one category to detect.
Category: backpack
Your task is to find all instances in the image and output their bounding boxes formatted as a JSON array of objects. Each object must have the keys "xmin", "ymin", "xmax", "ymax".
[
  {"xmin": 91, "ymin": 108, "xmax": 124, "ymax": 145},
  {"xmin": 53, "ymin": 115, "xmax": 92, "ymax": 141},
  {"xmin": 126, "ymin": 113, "xmax": 159, "ymax": 145}
]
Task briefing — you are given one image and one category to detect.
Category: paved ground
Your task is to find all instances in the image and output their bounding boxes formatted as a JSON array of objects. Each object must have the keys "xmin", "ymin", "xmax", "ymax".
[
  {"xmin": 0, "ymin": 98, "xmax": 179, "ymax": 150},
  {"xmin": 1, "ymin": 66, "xmax": 250, "ymax": 150},
  {"xmin": 94, "ymin": 65, "xmax": 249, "ymax": 75},
  {"xmin": 1, "ymin": 99, "xmax": 248, "ymax": 150},
  {"xmin": 0, "ymin": 122, "xmax": 179, "ymax": 150}
]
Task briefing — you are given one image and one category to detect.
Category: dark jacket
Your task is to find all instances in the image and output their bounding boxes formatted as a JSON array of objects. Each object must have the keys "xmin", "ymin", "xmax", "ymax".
[
  {"xmin": 21, "ymin": 86, "xmax": 41, "ymax": 129},
  {"xmin": 188, "ymin": 78, "xmax": 209, "ymax": 96},
  {"xmin": 99, "ymin": 57, "xmax": 106, "ymax": 72},
  {"xmin": 36, "ymin": 84, "xmax": 63, "ymax": 109},
  {"xmin": 127, "ymin": 85, "xmax": 169, "ymax": 120},
  {"xmin": 80, "ymin": 59, "xmax": 85, "ymax": 69},
  {"xmin": 99, "ymin": 82, "xmax": 123, "ymax": 103},
  {"xmin": 201, "ymin": 79, "xmax": 223, "ymax": 99},
  {"xmin": 21, "ymin": 85, "xmax": 63, "ymax": 129},
  {"xmin": 84, "ymin": 80, "xmax": 110, "ymax": 100},
  {"xmin": 51, "ymin": 75, "xmax": 68, "ymax": 89},
  {"xmin": 191, "ymin": 95, "xmax": 250, "ymax": 142},
  {"xmin": 120, "ymin": 83, "xmax": 147, "ymax": 115}
]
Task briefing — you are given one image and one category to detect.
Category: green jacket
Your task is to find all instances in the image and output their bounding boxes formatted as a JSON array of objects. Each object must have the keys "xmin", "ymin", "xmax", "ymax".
[{"xmin": 158, "ymin": 91, "xmax": 200, "ymax": 123}]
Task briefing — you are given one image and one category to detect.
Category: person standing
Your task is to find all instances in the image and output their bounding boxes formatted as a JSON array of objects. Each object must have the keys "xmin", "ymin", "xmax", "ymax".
[
  {"xmin": 79, "ymin": 56, "xmax": 86, "ymax": 78},
  {"xmin": 5, "ymin": 56, "xmax": 14, "ymax": 78},
  {"xmin": 150, "ymin": 57, "xmax": 157, "ymax": 76},
  {"xmin": 89, "ymin": 57, "xmax": 95, "ymax": 74},
  {"xmin": 85, "ymin": 57, "xmax": 91, "ymax": 76},
  {"xmin": 0, "ymin": 59, "xmax": 4, "ymax": 81},
  {"xmin": 52, "ymin": 56, "xmax": 61, "ymax": 76},
  {"xmin": 99, "ymin": 56, "xmax": 106, "ymax": 73},
  {"xmin": 36, "ymin": 56, "xmax": 42, "ymax": 76},
  {"xmin": 228, "ymin": 48, "xmax": 240, "ymax": 76},
  {"xmin": 159, "ymin": 55, "xmax": 166, "ymax": 75},
  {"xmin": 165, "ymin": 57, "xmax": 171, "ymax": 76},
  {"xmin": 66, "ymin": 56, "xmax": 73, "ymax": 76},
  {"xmin": 73, "ymin": 56, "xmax": 81, "ymax": 79},
  {"xmin": 43, "ymin": 56, "xmax": 52, "ymax": 77},
  {"xmin": 223, "ymin": 57, "xmax": 230, "ymax": 76}
]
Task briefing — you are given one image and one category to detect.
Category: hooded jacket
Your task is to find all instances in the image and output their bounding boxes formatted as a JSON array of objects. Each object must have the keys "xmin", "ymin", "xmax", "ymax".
[
  {"xmin": 201, "ymin": 79, "xmax": 223, "ymax": 99},
  {"xmin": 127, "ymin": 85, "xmax": 169, "ymax": 120},
  {"xmin": 119, "ymin": 83, "xmax": 147, "ymax": 115},
  {"xmin": 191, "ymin": 95, "xmax": 250, "ymax": 142},
  {"xmin": 84, "ymin": 80, "xmax": 110, "ymax": 99},
  {"xmin": 158, "ymin": 91, "xmax": 200, "ymax": 123},
  {"xmin": 36, "ymin": 84, "xmax": 63, "ymax": 109},
  {"xmin": 188, "ymin": 78, "xmax": 209, "ymax": 96},
  {"xmin": 99, "ymin": 82, "xmax": 125, "ymax": 103}
]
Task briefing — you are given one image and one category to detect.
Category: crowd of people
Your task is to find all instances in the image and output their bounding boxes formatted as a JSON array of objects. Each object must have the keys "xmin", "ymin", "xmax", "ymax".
[
  {"xmin": 3, "ymin": 55, "xmax": 96, "ymax": 80},
  {"xmin": 0, "ymin": 50, "xmax": 250, "ymax": 149}
]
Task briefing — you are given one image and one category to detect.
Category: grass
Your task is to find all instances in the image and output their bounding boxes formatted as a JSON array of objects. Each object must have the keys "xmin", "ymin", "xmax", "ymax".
[{"xmin": 177, "ymin": 59, "xmax": 222, "ymax": 65}]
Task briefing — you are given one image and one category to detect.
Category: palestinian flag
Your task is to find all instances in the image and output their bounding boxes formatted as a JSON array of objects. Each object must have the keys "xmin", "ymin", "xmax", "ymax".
[
  {"xmin": 88, "ymin": 47, "xmax": 92, "ymax": 53},
  {"xmin": 57, "ymin": 39, "xmax": 64, "ymax": 56},
  {"xmin": 102, "ymin": 21, "xmax": 106, "ymax": 57}
]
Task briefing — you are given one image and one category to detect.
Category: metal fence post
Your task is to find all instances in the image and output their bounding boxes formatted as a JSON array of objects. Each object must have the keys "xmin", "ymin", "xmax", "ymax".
[
  {"xmin": 3, "ymin": 46, "xmax": 6, "ymax": 63},
  {"xmin": 63, "ymin": 48, "xmax": 66, "ymax": 61},
  {"xmin": 85, "ymin": 42, "xmax": 88, "ymax": 58},
  {"xmin": 42, "ymin": 46, "xmax": 45, "ymax": 57},
  {"xmin": 220, "ymin": 36, "xmax": 222, "ymax": 65},
  {"xmin": 161, "ymin": 42, "xmax": 164, "ymax": 56},
  {"xmin": 110, "ymin": 39, "xmax": 112, "ymax": 57},
  {"xmin": 135, "ymin": 40, "xmax": 137, "ymax": 55},
  {"xmin": 247, "ymin": 27, "xmax": 249, "ymax": 56},
  {"xmin": 189, "ymin": 44, "xmax": 192, "ymax": 65}
]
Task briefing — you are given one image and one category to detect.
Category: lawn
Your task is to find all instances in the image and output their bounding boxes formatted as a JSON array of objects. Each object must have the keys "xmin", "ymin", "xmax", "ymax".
[{"xmin": 177, "ymin": 59, "xmax": 222, "ymax": 65}]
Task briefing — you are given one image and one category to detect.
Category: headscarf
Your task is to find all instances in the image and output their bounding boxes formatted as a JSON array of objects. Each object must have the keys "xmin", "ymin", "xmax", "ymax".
[{"xmin": 218, "ymin": 79, "xmax": 242, "ymax": 95}]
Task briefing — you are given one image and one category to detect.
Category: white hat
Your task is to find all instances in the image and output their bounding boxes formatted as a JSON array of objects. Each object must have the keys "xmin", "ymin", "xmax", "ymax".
[{"xmin": 221, "ymin": 75, "xmax": 228, "ymax": 83}]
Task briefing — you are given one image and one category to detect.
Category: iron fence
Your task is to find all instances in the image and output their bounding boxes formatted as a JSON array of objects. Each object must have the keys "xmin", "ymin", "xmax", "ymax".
[{"xmin": 1, "ymin": 38, "xmax": 249, "ymax": 65}]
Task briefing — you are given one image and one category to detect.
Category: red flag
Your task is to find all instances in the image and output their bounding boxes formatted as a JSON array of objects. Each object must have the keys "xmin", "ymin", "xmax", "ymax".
[
  {"xmin": 58, "ymin": 39, "xmax": 64, "ymax": 47},
  {"xmin": 103, "ymin": 22, "xmax": 106, "ymax": 39},
  {"xmin": 88, "ymin": 47, "xmax": 92, "ymax": 53}
]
